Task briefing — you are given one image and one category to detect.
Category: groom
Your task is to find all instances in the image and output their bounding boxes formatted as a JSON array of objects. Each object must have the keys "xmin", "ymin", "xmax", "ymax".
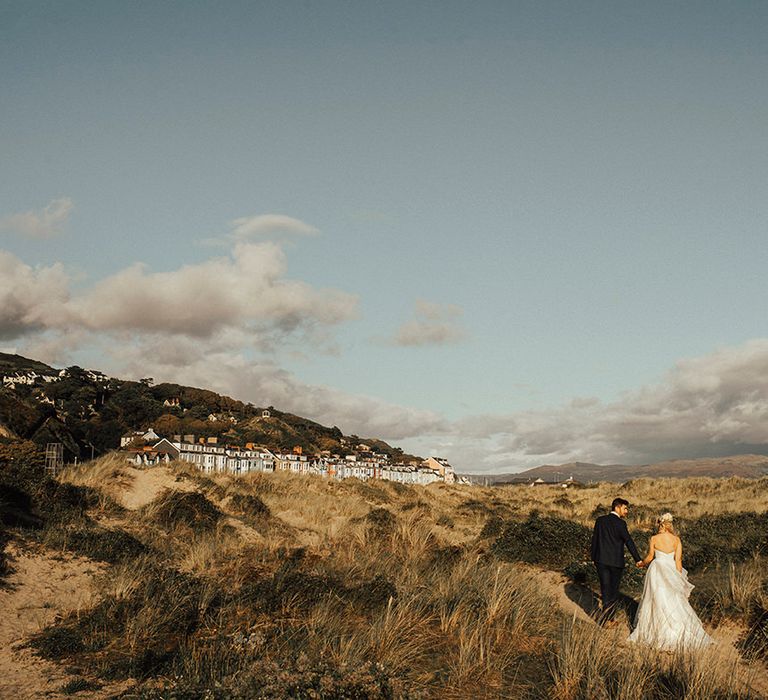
[{"xmin": 591, "ymin": 497, "xmax": 642, "ymax": 626}]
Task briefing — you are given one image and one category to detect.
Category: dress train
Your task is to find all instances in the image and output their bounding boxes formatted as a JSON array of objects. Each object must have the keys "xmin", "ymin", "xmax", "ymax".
[{"xmin": 628, "ymin": 550, "xmax": 712, "ymax": 651}]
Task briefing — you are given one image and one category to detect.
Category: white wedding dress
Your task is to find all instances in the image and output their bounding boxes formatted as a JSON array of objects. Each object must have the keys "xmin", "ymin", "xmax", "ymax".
[{"xmin": 628, "ymin": 550, "xmax": 713, "ymax": 651}]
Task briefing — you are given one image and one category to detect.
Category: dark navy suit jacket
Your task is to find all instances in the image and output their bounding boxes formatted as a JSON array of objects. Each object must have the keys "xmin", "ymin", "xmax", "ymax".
[{"xmin": 591, "ymin": 512, "xmax": 641, "ymax": 568}]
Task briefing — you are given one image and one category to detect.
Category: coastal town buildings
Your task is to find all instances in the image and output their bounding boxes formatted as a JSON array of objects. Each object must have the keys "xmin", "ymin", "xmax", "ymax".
[{"xmin": 121, "ymin": 432, "xmax": 464, "ymax": 485}]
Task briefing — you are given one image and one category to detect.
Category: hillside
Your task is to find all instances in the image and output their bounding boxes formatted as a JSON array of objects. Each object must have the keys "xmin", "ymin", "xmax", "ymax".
[
  {"xmin": 0, "ymin": 353, "xmax": 55, "ymax": 374},
  {"xmin": 0, "ymin": 352, "xmax": 418, "ymax": 462},
  {"xmin": 476, "ymin": 454, "xmax": 768, "ymax": 484}
]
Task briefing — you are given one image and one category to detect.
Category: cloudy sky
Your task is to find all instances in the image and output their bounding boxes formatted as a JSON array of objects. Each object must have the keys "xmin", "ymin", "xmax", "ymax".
[{"xmin": 2, "ymin": 1, "xmax": 768, "ymax": 472}]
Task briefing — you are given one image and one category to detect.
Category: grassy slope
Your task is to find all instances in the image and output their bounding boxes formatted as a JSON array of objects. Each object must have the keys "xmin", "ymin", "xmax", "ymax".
[{"xmin": 4, "ymin": 456, "xmax": 768, "ymax": 698}]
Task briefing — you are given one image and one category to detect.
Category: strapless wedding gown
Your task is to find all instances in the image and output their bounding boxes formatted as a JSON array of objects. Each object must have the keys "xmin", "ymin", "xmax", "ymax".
[{"xmin": 628, "ymin": 550, "xmax": 713, "ymax": 651}]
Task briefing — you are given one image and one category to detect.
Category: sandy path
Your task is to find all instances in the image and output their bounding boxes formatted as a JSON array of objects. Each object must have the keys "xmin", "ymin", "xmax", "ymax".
[
  {"xmin": 118, "ymin": 465, "xmax": 196, "ymax": 510},
  {"xmin": 533, "ymin": 568, "xmax": 768, "ymax": 698},
  {"xmin": 0, "ymin": 541, "xmax": 131, "ymax": 699}
]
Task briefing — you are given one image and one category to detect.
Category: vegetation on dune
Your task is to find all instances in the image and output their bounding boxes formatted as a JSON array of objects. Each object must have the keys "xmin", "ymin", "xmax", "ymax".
[
  {"xmin": 491, "ymin": 511, "xmax": 592, "ymax": 568},
  {"xmin": 43, "ymin": 522, "xmax": 148, "ymax": 564},
  {"xmin": 3, "ymin": 450, "xmax": 768, "ymax": 697},
  {"xmin": 0, "ymin": 440, "xmax": 145, "ymax": 573},
  {"xmin": 143, "ymin": 489, "xmax": 222, "ymax": 533},
  {"xmin": 677, "ymin": 512, "xmax": 768, "ymax": 570},
  {"xmin": 227, "ymin": 492, "xmax": 270, "ymax": 519},
  {"xmin": 0, "ymin": 524, "xmax": 10, "ymax": 578}
]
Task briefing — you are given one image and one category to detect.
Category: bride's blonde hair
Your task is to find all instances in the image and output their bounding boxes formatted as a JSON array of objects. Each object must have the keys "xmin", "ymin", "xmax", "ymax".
[{"xmin": 657, "ymin": 512, "xmax": 674, "ymax": 533}]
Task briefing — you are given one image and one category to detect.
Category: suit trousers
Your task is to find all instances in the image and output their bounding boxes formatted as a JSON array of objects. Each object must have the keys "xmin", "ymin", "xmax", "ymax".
[{"xmin": 595, "ymin": 563, "xmax": 624, "ymax": 621}]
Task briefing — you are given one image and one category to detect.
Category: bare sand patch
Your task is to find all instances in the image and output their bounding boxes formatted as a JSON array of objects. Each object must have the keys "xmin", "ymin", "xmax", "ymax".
[
  {"xmin": 0, "ymin": 540, "xmax": 131, "ymax": 699},
  {"xmin": 119, "ymin": 465, "xmax": 197, "ymax": 510}
]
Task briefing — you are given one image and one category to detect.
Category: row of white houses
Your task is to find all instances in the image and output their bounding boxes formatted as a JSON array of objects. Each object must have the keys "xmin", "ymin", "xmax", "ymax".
[
  {"xmin": 123, "ymin": 432, "xmax": 458, "ymax": 485},
  {"xmin": 2, "ymin": 367, "xmax": 107, "ymax": 389}
]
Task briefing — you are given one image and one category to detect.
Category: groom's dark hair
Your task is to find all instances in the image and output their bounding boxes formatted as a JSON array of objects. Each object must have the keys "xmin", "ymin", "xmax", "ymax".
[{"xmin": 611, "ymin": 497, "xmax": 629, "ymax": 510}]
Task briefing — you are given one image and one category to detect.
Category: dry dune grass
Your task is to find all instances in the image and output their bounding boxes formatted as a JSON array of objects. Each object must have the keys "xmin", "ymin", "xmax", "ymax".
[
  {"xmin": 8, "ymin": 454, "xmax": 768, "ymax": 698},
  {"xmin": 549, "ymin": 616, "xmax": 754, "ymax": 700},
  {"xmin": 495, "ymin": 476, "xmax": 768, "ymax": 525},
  {"xmin": 57, "ymin": 452, "xmax": 135, "ymax": 513}
]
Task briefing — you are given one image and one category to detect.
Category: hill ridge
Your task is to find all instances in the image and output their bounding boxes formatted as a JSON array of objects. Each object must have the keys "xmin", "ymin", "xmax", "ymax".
[
  {"xmin": 0, "ymin": 352, "xmax": 418, "ymax": 463},
  {"xmin": 472, "ymin": 453, "xmax": 768, "ymax": 484}
]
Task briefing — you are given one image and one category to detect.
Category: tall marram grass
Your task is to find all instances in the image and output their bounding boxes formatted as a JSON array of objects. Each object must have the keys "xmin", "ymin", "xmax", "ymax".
[
  {"xmin": 16, "ymin": 454, "xmax": 768, "ymax": 698},
  {"xmin": 58, "ymin": 452, "xmax": 134, "ymax": 510},
  {"xmin": 550, "ymin": 616, "xmax": 754, "ymax": 700}
]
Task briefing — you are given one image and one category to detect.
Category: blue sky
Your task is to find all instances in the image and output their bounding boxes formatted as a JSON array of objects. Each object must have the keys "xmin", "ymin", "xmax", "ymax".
[{"xmin": 2, "ymin": 1, "xmax": 768, "ymax": 471}]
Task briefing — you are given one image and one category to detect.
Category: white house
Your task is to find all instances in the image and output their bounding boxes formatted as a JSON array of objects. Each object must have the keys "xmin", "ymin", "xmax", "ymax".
[
  {"xmin": 423, "ymin": 456, "xmax": 456, "ymax": 484},
  {"xmin": 122, "ymin": 433, "xmax": 463, "ymax": 488},
  {"xmin": 120, "ymin": 427, "xmax": 160, "ymax": 447},
  {"xmin": 125, "ymin": 445, "xmax": 173, "ymax": 467}
]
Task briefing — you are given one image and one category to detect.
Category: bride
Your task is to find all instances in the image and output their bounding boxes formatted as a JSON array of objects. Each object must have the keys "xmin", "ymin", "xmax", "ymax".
[{"xmin": 628, "ymin": 512, "xmax": 713, "ymax": 651}]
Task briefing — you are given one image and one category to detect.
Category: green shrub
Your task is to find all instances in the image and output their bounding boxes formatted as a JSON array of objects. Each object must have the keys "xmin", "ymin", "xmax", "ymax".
[
  {"xmin": 552, "ymin": 494, "xmax": 573, "ymax": 508},
  {"xmin": 364, "ymin": 507, "xmax": 396, "ymax": 539},
  {"xmin": 491, "ymin": 512, "xmax": 592, "ymax": 568},
  {"xmin": 0, "ymin": 525, "xmax": 10, "ymax": 578},
  {"xmin": 30, "ymin": 563, "xmax": 209, "ymax": 681},
  {"xmin": 739, "ymin": 598, "xmax": 768, "ymax": 662},
  {"xmin": 625, "ymin": 503, "xmax": 656, "ymax": 524},
  {"xmin": 678, "ymin": 513, "xmax": 768, "ymax": 571},
  {"xmin": 193, "ymin": 476, "xmax": 227, "ymax": 500},
  {"xmin": 237, "ymin": 551, "xmax": 396, "ymax": 616},
  {"xmin": 459, "ymin": 499, "xmax": 493, "ymax": 514},
  {"xmin": 0, "ymin": 439, "xmax": 45, "ymax": 492},
  {"xmin": 351, "ymin": 480, "xmax": 391, "ymax": 505},
  {"xmin": 0, "ymin": 446, "xmax": 123, "ymax": 536},
  {"xmin": 61, "ymin": 677, "xmax": 102, "ymax": 695},
  {"xmin": 34, "ymin": 480, "xmax": 91, "ymax": 524},
  {"xmin": 44, "ymin": 522, "xmax": 148, "ymax": 563},
  {"xmin": 478, "ymin": 514, "xmax": 504, "ymax": 539},
  {"xmin": 147, "ymin": 490, "xmax": 221, "ymax": 533},
  {"xmin": 0, "ymin": 482, "xmax": 39, "ymax": 528},
  {"xmin": 28, "ymin": 625, "xmax": 86, "ymax": 659},
  {"xmin": 383, "ymin": 480, "xmax": 410, "ymax": 496},
  {"xmin": 125, "ymin": 659, "xmax": 404, "ymax": 699},
  {"xmin": 347, "ymin": 574, "xmax": 398, "ymax": 613},
  {"xmin": 0, "ymin": 441, "xmax": 51, "ymax": 529},
  {"xmin": 429, "ymin": 544, "xmax": 464, "ymax": 572},
  {"xmin": 273, "ymin": 570, "xmax": 343, "ymax": 610},
  {"xmin": 400, "ymin": 500, "xmax": 430, "ymax": 513},
  {"xmin": 228, "ymin": 492, "xmax": 270, "ymax": 519}
]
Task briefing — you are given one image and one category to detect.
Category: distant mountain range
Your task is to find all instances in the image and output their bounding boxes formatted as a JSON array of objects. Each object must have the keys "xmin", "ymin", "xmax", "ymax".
[
  {"xmin": 0, "ymin": 352, "xmax": 419, "ymax": 463},
  {"xmin": 468, "ymin": 454, "xmax": 768, "ymax": 484}
]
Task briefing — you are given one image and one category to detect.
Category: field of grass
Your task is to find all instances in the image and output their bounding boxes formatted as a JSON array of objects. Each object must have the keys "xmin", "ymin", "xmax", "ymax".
[{"xmin": 3, "ymin": 449, "xmax": 768, "ymax": 698}]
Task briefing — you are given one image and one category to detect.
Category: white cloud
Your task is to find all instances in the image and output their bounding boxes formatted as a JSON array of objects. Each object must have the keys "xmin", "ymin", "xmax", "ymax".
[
  {"xmin": 447, "ymin": 340, "xmax": 768, "ymax": 472},
  {"xmin": 0, "ymin": 251, "xmax": 70, "ymax": 340},
  {"xmin": 392, "ymin": 299, "xmax": 466, "ymax": 347},
  {"xmin": 230, "ymin": 214, "xmax": 318, "ymax": 240},
  {"xmin": 0, "ymin": 236, "xmax": 356, "ymax": 352},
  {"xmin": 18, "ymin": 328, "xmax": 86, "ymax": 367},
  {"xmin": 0, "ymin": 198, "xmax": 73, "ymax": 238},
  {"xmin": 66, "ymin": 241, "xmax": 357, "ymax": 340}
]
